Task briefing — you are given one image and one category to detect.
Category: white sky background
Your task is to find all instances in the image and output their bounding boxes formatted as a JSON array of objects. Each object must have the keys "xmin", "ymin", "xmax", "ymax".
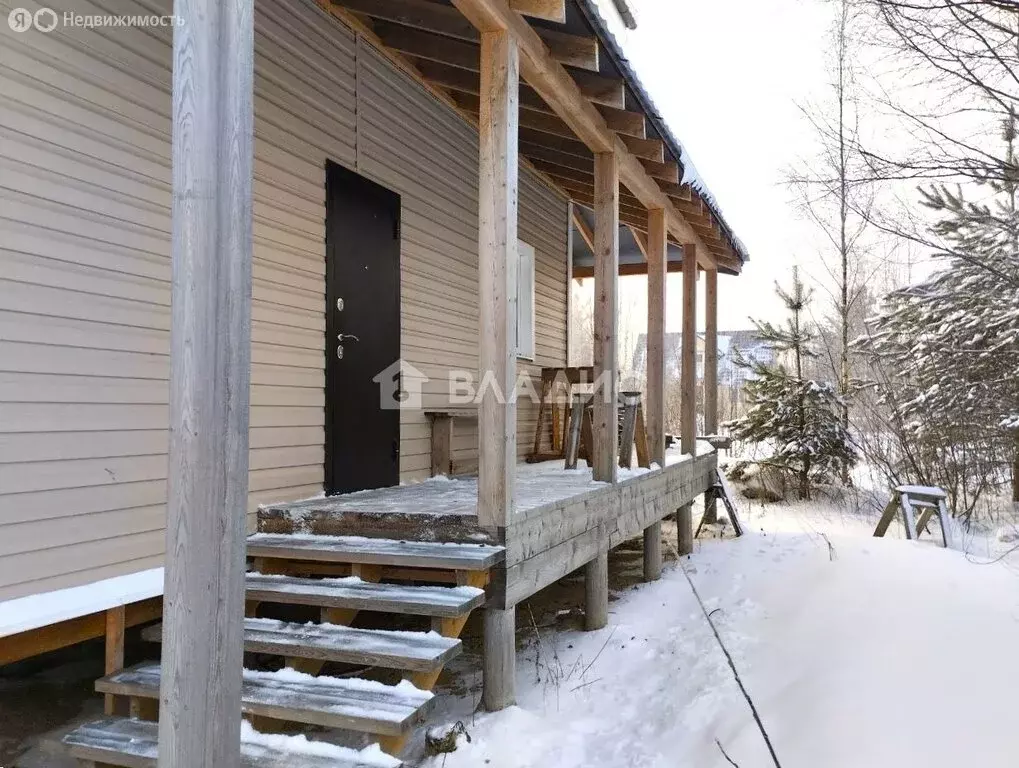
[{"xmin": 590, "ymin": 0, "xmax": 837, "ymax": 332}]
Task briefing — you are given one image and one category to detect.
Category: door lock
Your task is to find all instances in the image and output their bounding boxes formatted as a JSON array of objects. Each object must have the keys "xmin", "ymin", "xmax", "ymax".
[
  {"xmin": 336, "ymin": 298, "xmax": 344, "ymax": 311},
  {"xmin": 336, "ymin": 345, "xmax": 343, "ymax": 359}
]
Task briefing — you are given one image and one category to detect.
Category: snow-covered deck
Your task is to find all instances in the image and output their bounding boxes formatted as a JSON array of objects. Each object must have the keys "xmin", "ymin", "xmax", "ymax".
[{"xmin": 260, "ymin": 448, "xmax": 719, "ymax": 608}]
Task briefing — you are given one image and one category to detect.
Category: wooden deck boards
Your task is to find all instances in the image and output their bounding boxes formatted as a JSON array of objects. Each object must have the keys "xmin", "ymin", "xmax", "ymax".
[{"xmin": 96, "ymin": 662, "xmax": 433, "ymax": 735}]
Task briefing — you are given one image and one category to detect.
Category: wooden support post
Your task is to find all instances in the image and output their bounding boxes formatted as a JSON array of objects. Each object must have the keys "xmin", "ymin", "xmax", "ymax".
[
  {"xmin": 702, "ymin": 266, "xmax": 719, "ymax": 524},
  {"xmin": 483, "ymin": 607, "xmax": 516, "ymax": 711},
  {"xmin": 646, "ymin": 208, "xmax": 667, "ymax": 467},
  {"xmin": 643, "ymin": 521, "xmax": 662, "ymax": 581},
  {"xmin": 104, "ymin": 606, "xmax": 126, "ymax": 716},
  {"xmin": 592, "ymin": 152, "xmax": 619, "ymax": 483},
  {"xmin": 677, "ymin": 245, "xmax": 698, "ymax": 555},
  {"xmin": 477, "ymin": 28, "xmax": 519, "ymax": 531},
  {"xmin": 584, "ymin": 550, "xmax": 609, "ymax": 630},
  {"xmin": 159, "ymin": 0, "xmax": 254, "ymax": 765}
]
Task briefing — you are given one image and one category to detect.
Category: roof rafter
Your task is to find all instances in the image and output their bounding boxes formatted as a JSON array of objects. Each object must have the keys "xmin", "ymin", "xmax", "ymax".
[{"xmin": 446, "ymin": 0, "xmax": 723, "ymax": 269}]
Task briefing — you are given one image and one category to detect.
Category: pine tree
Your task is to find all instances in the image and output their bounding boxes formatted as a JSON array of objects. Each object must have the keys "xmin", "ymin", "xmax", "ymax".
[
  {"xmin": 855, "ymin": 112, "xmax": 1019, "ymax": 516},
  {"xmin": 727, "ymin": 268, "xmax": 856, "ymax": 500}
]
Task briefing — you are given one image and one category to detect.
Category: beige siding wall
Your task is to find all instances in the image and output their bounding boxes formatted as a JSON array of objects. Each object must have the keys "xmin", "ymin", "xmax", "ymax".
[{"xmin": 0, "ymin": 0, "xmax": 568, "ymax": 602}]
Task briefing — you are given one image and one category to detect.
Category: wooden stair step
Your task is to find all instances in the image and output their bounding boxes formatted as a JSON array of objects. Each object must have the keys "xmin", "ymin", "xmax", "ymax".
[
  {"xmin": 62, "ymin": 716, "xmax": 401, "ymax": 768},
  {"xmin": 141, "ymin": 618, "xmax": 461, "ymax": 672},
  {"xmin": 96, "ymin": 662, "xmax": 434, "ymax": 736},
  {"xmin": 246, "ymin": 573, "xmax": 486, "ymax": 617},
  {"xmin": 248, "ymin": 533, "xmax": 504, "ymax": 571}
]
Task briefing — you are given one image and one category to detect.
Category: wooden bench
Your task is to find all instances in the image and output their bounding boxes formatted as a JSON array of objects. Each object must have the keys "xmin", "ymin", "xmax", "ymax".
[{"xmin": 423, "ymin": 407, "xmax": 478, "ymax": 477}]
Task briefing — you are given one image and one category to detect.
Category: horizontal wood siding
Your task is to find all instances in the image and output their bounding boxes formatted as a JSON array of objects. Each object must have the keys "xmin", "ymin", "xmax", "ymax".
[
  {"xmin": 356, "ymin": 41, "xmax": 569, "ymax": 478},
  {"xmin": 0, "ymin": 0, "xmax": 355, "ymax": 601},
  {"xmin": 0, "ymin": 2, "xmax": 569, "ymax": 601}
]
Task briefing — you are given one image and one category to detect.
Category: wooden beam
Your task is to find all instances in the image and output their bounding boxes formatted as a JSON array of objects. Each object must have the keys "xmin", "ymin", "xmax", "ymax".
[
  {"xmin": 567, "ymin": 68, "xmax": 626, "ymax": 109},
  {"xmin": 0, "ymin": 598, "xmax": 162, "ymax": 667},
  {"xmin": 363, "ymin": 7, "xmax": 597, "ymax": 73},
  {"xmin": 619, "ymin": 134, "xmax": 664, "ymax": 163},
  {"xmin": 702, "ymin": 265, "xmax": 719, "ymax": 523},
  {"xmin": 104, "ymin": 606, "xmax": 126, "ymax": 715},
  {"xmin": 646, "ymin": 208, "xmax": 666, "ymax": 467},
  {"xmin": 629, "ymin": 225, "xmax": 649, "ymax": 260},
  {"xmin": 677, "ymin": 244, "xmax": 697, "ymax": 556},
  {"xmin": 375, "ymin": 21, "xmax": 480, "ymax": 70},
  {"xmin": 639, "ymin": 158, "xmax": 679, "ymax": 183},
  {"xmin": 476, "ymin": 28, "xmax": 518, "ymax": 534},
  {"xmin": 596, "ymin": 104, "xmax": 645, "ymax": 138},
  {"xmin": 520, "ymin": 141, "xmax": 592, "ymax": 173},
  {"xmin": 161, "ymin": 0, "xmax": 252, "ymax": 764},
  {"xmin": 572, "ymin": 207, "xmax": 596, "ymax": 254},
  {"xmin": 573, "ymin": 259, "xmax": 684, "ymax": 279},
  {"xmin": 484, "ymin": 607, "xmax": 516, "ymax": 710},
  {"xmin": 584, "ymin": 550, "xmax": 609, "ymax": 630},
  {"xmin": 535, "ymin": 27, "xmax": 598, "ymax": 72},
  {"xmin": 334, "ymin": 0, "xmax": 477, "ymax": 41},
  {"xmin": 519, "ymin": 126, "xmax": 590, "ymax": 158},
  {"xmin": 455, "ymin": 91, "xmax": 575, "ymax": 138},
  {"xmin": 592, "ymin": 152, "xmax": 619, "ymax": 483},
  {"xmin": 704, "ymin": 266, "xmax": 719, "ymax": 434},
  {"xmin": 510, "ymin": 0, "xmax": 565, "ymax": 22},
  {"xmin": 441, "ymin": 0, "xmax": 727, "ymax": 268}
]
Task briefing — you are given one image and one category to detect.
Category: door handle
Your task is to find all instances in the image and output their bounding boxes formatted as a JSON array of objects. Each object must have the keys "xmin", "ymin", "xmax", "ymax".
[{"xmin": 337, "ymin": 333, "xmax": 360, "ymax": 342}]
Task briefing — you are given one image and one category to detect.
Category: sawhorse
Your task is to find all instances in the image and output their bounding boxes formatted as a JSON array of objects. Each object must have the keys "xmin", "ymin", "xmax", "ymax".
[{"xmin": 873, "ymin": 484, "xmax": 957, "ymax": 549}]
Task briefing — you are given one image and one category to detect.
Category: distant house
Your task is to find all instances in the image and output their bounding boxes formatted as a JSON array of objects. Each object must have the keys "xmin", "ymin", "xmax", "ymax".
[
  {"xmin": 630, "ymin": 329, "xmax": 774, "ymax": 386},
  {"xmin": 630, "ymin": 332, "xmax": 704, "ymax": 383},
  {"xmin": 718, "ymin": 330, "xmax": 777, "ymax": 388}
]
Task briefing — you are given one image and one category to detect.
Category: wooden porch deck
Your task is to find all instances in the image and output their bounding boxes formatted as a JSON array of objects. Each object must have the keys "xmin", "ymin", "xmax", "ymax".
[{"xmin": 259, "ymin": 447, "xmax": 719, "ymax": 608}]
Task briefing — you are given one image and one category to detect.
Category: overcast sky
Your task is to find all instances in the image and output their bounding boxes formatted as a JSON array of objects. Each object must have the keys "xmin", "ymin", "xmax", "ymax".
[{"xmin": 592, "ymin": 0, "xmax": 835, "ymax": 332}]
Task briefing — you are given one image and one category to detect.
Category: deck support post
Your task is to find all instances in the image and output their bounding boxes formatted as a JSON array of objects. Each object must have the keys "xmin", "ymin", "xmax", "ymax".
[
  {"xmin": 702, "ymin": 266, "xmax": 719, "ymax": 524},
  {"xmin": 159, "ymin": 0, "xmax": 254, "ymax": 765},
  {"xmin": 483, "ymin": 607, "xmax": 516, "ymax": 710},
  {"xmin": 677, "ymin": 245, "xmax": 698, "ymax": 556},
  {"xmin": 643, "ymin": 522, "xmax": 662, "ymax": 581},
  {"xmin": 584, "ymin": 549, "xmax": 609, "ymax": 630},
  {"xmin": 592, "ymin": 152, "xmax": 619, "ymax": 483},
  {"xmin": 476, "ymin": 28, "xmax": 519, "ymax": 531}
]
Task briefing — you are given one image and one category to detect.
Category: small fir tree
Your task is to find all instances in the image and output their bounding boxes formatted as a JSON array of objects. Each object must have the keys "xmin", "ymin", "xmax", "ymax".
[{"xmin": 727, "ymin": 268, "xmax": 856, "ymax": 500}]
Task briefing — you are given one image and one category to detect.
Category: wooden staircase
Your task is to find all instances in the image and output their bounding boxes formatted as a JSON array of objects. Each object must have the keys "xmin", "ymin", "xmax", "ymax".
[{"xmin": 62, "ymin": 533, "xmax": 505, "ymax": 767}]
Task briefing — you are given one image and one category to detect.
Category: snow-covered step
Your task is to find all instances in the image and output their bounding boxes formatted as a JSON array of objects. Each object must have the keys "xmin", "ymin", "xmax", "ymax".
[
  {"xmin": 141, "ymin": 618, "xmax": 462, "ymax": 672},
  {"xmin": 96, "ymin": 662, "xmax": 435, "ymax": 736},
  {"xmin": 247, "ymin": 533, "xmax": 505, "ymax": 571},
  {"xmin": 245, "ymin": 573, "xmax": 486, "ymax": 617},
  {"xmin": 63, "ymin": 716, "xmax": 401, "ymax": 767}
]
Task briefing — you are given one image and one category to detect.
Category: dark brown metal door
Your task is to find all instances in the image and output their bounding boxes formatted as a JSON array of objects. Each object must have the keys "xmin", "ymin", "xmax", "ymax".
[{"xmin": 324, "ymin": 161, "xmax": 401, "ymax": 495}]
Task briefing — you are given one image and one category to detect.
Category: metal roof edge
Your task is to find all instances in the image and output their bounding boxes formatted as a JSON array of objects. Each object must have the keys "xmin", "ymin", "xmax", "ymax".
[{"xmin": 573, "ymin": 0, "xmax": 749, "ymax": 263}]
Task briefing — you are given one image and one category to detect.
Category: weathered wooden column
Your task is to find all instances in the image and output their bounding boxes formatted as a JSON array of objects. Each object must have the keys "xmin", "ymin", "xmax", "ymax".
[
  {"xmin": 702, "ymin": 266, "xmax": 720, "ymax": 523},
  {"xmin": 592, "ymin": 152, "xmax": 619, "ymax": 483},
  {"xmin": 159, "ymin": 0, "xmax": 254, "ymax": 765},
  {"xmin": 643, "ymin": 208, "xmax": 666, "ymax": 581},
  {"xmin": 477, "ymin": 27, "xmax": 519, "ymax": 712},
  {"xmin": 677, "ymin": 244, "xmax": 698, "ymax": 556},
  {"xmin": 586, "ymin": 151, "xmax": 618, "ymax": 630}
]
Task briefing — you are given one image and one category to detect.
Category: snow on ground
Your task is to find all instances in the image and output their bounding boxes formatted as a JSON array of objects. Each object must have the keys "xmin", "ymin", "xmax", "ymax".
[{"xmin": 424, "ymin": 502, "xmax": 1019, "ymax": 767}]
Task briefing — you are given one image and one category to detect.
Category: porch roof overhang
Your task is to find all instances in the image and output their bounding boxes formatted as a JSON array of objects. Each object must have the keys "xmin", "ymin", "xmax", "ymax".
[{"xmin": 317, "ymin": 0, "xmax": 748, "ymax": 275}]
